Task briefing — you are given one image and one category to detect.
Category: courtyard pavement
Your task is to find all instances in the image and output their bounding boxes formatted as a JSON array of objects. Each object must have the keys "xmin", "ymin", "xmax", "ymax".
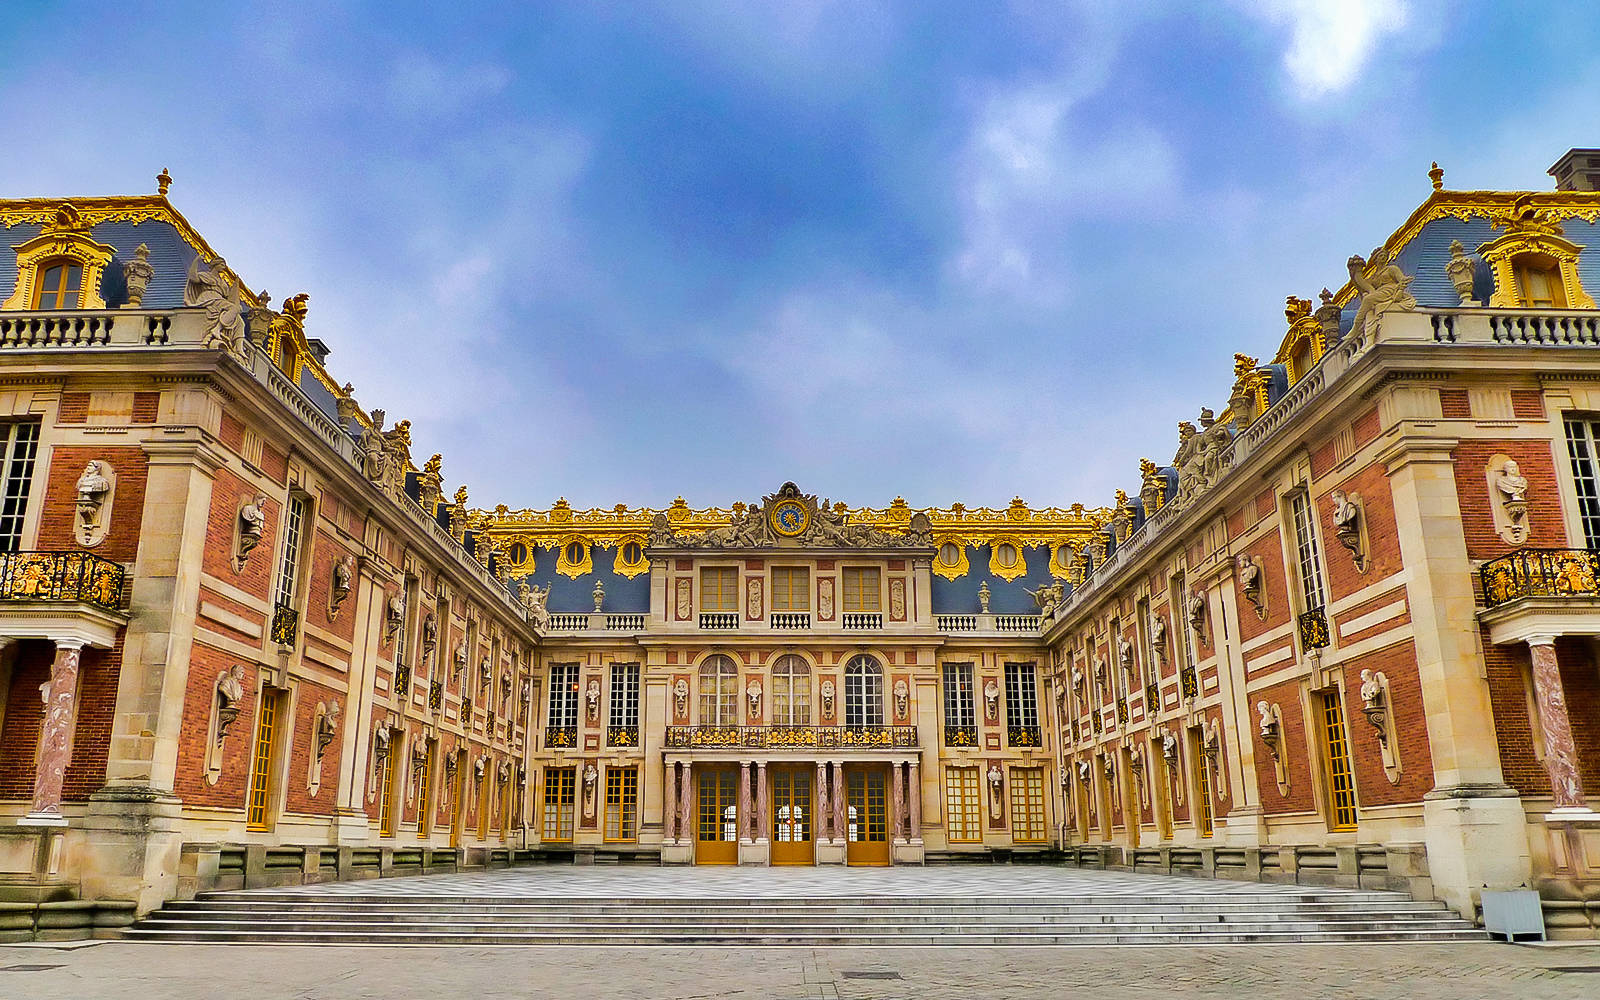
[{"xmin": 2, "ymin": 939, "xmax": 1598, "ymax": 999}]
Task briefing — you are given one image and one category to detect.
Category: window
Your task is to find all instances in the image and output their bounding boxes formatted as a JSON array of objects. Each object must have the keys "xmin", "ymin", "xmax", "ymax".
[
  {"xmin": 844, "ymin": 654, "xmax": 883, "ymax": 727},
  {"xmin": 1289, "ymin": 490, "xmax": 1327, "ymax": 611},
  {"xmin": 1515, "ymin": 258, "xmax": 1567, "ymax": 308},
  {"xmin": 842, "ymin": 567, "xmax": 880, "ymax": 612},
  {"xmin": 604, "ymin": 766, "xmax": 639, "ymax": 842},
  {"xmin": 378, "ymin": 732, "xmax": 400, "ymax": 838},
  {"xmin": 621, "ymin": 541, "xmax": 643, "ymax": 564},
  {"xmin": 245, "ymin": 688, "xmax": 284, "ymax": 831},
  {"xmin": 699, "ymin": 654, "xmax": 739, "ymax": 725},
  {"xmin": 32, "ymin": 259, "xmax": 83, "ymax": 310},
  {"xmin": 1319, "ymin": 689, "xmax": 1359, "ymax": 831},
  {"xmin": 771, "ymin": 566, "xmax": 809, "ymax": 611},
  {"xmin": 1004, "ymin": 662, "xmax": 1040, "ymax": 747},
  {"xmin": 945, "ymin": 767, "xmax": 982, "ymax": 843},
  {"xmin": 994, "ymin": 543, "xmax": 1018, "ymax": 569},
  {"xmin": 608, "ymin": 662, "xmax": 640, "ymax": 745},
  {"xmin": 564, "ymin": 541, "xmax": 584, "ymax": 565},
  {"xmin": 274, "ymin": 493, "xmax": 311, "ymax": 612},
  {"xmin": 939, "ymin": 542, "xmax": 960, "ymax": 566},
  {"xmin": 1191, "ymin": 729, "xmax": 1214, "ymax": 838},
  {"xmin": 942, "ymin": 662, "xmax": 976, "ymax": 746},
  {"xmin": 416, "ymin": 740, "xmax": 435, "ymax": 838},
  {"xmin": 1010, "ymin": 767, "xmax": 1047, "ymax": 843},
  {"xmin": 770, "ymin": 654, "xmax": 811, "ymax": 725},
  {"xmin": 1566, "ymin": 418, "xmax": 1600, "ymax": 547},
  {"xmin": 542, "ymin": 766, "xmax": 576, "ymax": 842},
  {"xmin": 700, "ymin": 566, "xmax": 738, "ymax": 612},
  {"xmin": 0, "ymin": 422, "xmax": 40, "ymax": 552},
  {"xmin": 546, "ymin": 663, "xmax": 579, "ymax": 747}
]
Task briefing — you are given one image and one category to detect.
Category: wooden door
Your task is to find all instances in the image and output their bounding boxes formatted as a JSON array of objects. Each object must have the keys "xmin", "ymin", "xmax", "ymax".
[
  {"xmin": 695, "ymin": 767, "xmax": 739, "ymax": 864},
  {"xmin": 845, "ymin": 765, "xmax": 889, "ymax": 866},
  {"xmin": 770, "ymin": 766, "xmax": 814, "ymax": 865}
]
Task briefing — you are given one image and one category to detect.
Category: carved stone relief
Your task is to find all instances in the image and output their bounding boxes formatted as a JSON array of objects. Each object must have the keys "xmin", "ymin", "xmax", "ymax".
[
  {"xmin": 234, "ymin": 494, "xmax": 267, "ymax": 572},
  {"xmin": 73, "ymin": 460, "xmax": 115, "ymax": 547},
  {"xmin": 204, "ymin": 663, "xmax": 248, "ymax": 786},
  {"xmin": 1235, "ymin": 555, "xmax": 1266, "ymax": 620},
  {"xmin": 1359, "ymin": 670, "xmax": 1402, "ymax": 784},
  {"xmin": 1329, "ymin": 490, "xmax": 1367, "ymax": 573},
  {"xmin": 328, "ymin": 554, "xmax": 355, "ymax": 621},
  {"xmin": 1487, "ymin": 455, "xmax": 1530, "ymax": 545}
]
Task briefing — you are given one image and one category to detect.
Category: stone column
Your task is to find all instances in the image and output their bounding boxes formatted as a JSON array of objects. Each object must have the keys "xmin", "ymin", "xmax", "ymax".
[
  {"xmin": 738, "ymin": 762, "xmax": 753, "ymax": 842},
  {"xmin": 815, "ymin": 761, "xmax": 830, "ymax": 841},
  {"xmin": 1527, "ymin": 636, "xmax": 1588, "ymax": 812},
  {"xmin": 755, "ymin": 761, "xmax": 769, "ymax": 843},
  {"xmin": 832, "ymin": 762, "xmax": 847, "ymax": 842},
  {"xmin": 890, "ymin": 761, "xmax": 905, "ymax": 842},
  {"xmin": 908, "ymin": 760, "xmax": 923, "ymax": 842},
  {"xmin": 664, "ymin": 761, "xmax": 677, "ymax": 842},
  {"xmin": 679, "ymin": 762, "xmax": 694, "ymax": 841},
  {"xmin": 22, "ymin": 640, "xmax": 86, "ymax": 824}
]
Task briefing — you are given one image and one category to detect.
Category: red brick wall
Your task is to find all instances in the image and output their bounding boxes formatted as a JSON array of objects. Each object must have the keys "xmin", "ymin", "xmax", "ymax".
[
  {"xmin": 1236, "ymin": 531, "xmax": 1290, "ymax": 644},
  {"xmin": 1439, "ymin": 389, "xmax": 1471, "ymax": 419},
  {"xmin": 282, "ymin": 678, "xmax": 341, "ymax": 817},
  {"xmin": 173, "ymin": 642, "xmax": 256, "ymax": 809},
  {"xmin": 1319, "ymin": 463, "xmax": 1402, "ymax": 602},
  {"xmin": 131, "ymin": 391, "xmax": 159, "ymax": 424},
  {"xmin": 1340, "ymin": 640, "xmax": 1434, "ymax": 807},
  {"xmin": 202, "ymin": 470, "xmax": 277, "ymax": 601},
  {"xmin": 57, "ymin": 393, "xmax": 88, "ymax": 424},
  {"xmin": 305, "ymin": 527, "xmax": 358, "ymax": 644},
  {"xmin": 0, "ymin": 638, "xmax": 122, "ymax": 803},
  {"xmin": 1482, "ymin": 633, "xmax": 1546, "ymax": 796},
  {"xmin": 1453, "ymin": 439, "xmax": 1567, "ymax": 559},
  {"xmin": 1511, "ymin": 389, "xmax": 1545, "ymax": 420},
  {"xmin": 1252, "ymin": 677, "xmax": 1318, "ymax": 815},
  {"xmin": 1557, "ymin": 637, "xmax": 1600, "ymax": 795},
  {"xmin": 35, "ymin": 446, "xmax": 149, "ymax": 563}
]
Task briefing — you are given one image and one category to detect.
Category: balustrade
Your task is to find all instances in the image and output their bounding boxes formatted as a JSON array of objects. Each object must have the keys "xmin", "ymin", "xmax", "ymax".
[
  {"xmin": 663, "ymin": 725, "xmax": 918, "ymax": 750},
  {"xmin": 0, "ymin": 550, "xmax": 124, "ymax": 610}
]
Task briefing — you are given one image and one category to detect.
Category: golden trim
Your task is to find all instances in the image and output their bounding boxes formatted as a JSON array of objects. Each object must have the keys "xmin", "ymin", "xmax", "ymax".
[
  {"xmin": 1272, "ymin": 297, "xmax": 1325, "ymax": 386},
  {"xmin": 1479, "ymin": 235, "xmax": 1594, "ymax": 310},
  {"xmin": 3, "ymin": 204, "xmax": 115, "ymax": 311},
  {"xmin": 931, "ymin": 537, "xmax": 971, "ymax": 581},
  {"xmin": 1048, "ymin": 541, "xmax": 1078, "ymax": 580}
]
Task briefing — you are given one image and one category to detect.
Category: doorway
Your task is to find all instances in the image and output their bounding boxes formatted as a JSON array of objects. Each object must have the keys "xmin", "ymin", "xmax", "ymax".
[
  {"xmin": 770, "ymin": 766, "xmax": 814, "ymax": 865},
  {"xmin": 844, "ymin": 764, "xmax": 889, "ymax": 866},
  {"xmin": 696, "ymin": 766, "xmax": 739, "ymax": 864}
]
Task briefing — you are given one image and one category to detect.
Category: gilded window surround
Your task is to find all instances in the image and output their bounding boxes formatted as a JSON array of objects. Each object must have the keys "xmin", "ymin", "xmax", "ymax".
[
  {"xmin": 1272, "ymin": 297, "xmax": 1326, "ymax": 386},
  {"xmin": 1477, "ymin": 231, "xmax": 1595, "ymax": 309},
  {"xmin": 931, "ymin": 536, "xmax": 971, "ymax": 581},
  {"xmin": 553, "ymin": 535, "xmax": 593, "ymax": 579},
  {"xmin": 987, "ymin": 536, "xmax": 1028, "ymax": 582},
  {"xmin": 2, "ymin": 203, "xmax": 116, "ymax": 311},
  {"xmin": 611, "ymin": 534, "xmax": 649, "ymax": 579}
]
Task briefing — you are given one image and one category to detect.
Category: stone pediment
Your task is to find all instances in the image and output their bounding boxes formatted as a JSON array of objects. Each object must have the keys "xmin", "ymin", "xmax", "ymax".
[{"xmin": 647, "ymin": 482, "xmax": 933, "ymax": 551}]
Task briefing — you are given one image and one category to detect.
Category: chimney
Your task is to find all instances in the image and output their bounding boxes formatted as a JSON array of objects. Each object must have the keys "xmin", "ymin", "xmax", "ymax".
[{"xmin": 1548, "ymin": 148, "xmax": 1600, "ymax": 192}]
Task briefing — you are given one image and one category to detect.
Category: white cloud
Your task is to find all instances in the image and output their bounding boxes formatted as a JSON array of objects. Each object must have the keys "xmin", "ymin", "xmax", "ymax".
[{"xmin": 1240, "ymin": 0, "xmax": 1410, "ymax": 98}]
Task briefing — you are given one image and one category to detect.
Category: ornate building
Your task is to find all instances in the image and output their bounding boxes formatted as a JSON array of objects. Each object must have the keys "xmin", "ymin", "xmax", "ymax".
[{"xmin": 1, "ymin": 150, "xmax": 1599, "ymax": 938}]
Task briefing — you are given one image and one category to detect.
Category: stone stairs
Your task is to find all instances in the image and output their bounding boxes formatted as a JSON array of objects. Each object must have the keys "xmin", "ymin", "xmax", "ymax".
[{"xmin": 126, "ymin": 888, "xmax": 1485, "ymax": 945}]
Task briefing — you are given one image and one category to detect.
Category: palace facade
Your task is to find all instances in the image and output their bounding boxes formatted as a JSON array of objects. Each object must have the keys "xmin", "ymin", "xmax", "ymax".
[{"xmin": 1, "ymin": 151, "xmax": 1599, "ymax": 938}]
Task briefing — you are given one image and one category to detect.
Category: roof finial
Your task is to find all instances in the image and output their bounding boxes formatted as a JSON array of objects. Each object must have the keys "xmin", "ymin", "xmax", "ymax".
[
  {"xmin": 1428, "ymin": 161, "xmax": 1444, "ymax": 192},
  {"xmin": 157, "ymin": 167, "xmax": 173, "ymax": 197}
]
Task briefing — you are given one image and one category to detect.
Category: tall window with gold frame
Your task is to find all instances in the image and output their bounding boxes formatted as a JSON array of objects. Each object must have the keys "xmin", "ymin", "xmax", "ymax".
[
  {"xmin": 771, "ymin": 566, "xmax": 809, "ymax": 611},
  {"xmin": 1191, "ymin": 729, "xmax": 1214, "ymax": 838},
  {"xmin": 700, "ymin": 566, "xmax": 738, "ymax": 612},
  {"xmin": 945, "ymin": 766, "xmax": 982, "ymax": 843},
  {"xmin": 416, "ymin": 739, "xmax": 434, "ymax": 839},
  {"xmin": 542, "ymin": 766, "xmax": 576, "ymax": 842},
  {"xmin": 245, "ymin": 688, "xmax": 284, "ymax": 831},
  {"xmin": 377, "ymin": 731, "xmax": 399, "ymax": 838},
  {"xmin": 842, "ymin": 566, "xmax": 881, "ymax": 612},
  {"xmin": 1009, "ymin": 767, "xmax": 1047, "ymax": 843},
  {"xmin": 1319, "ymin": 689, "xmax": 1359, "ymax": 831},
  {"xmin": 604, "ymin": 765, "xmax": 639, "ymax": 842}
]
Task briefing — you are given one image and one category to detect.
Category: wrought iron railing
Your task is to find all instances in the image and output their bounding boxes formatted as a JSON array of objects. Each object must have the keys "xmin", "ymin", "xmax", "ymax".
[
  {"xmin": 1180, "ymin": 666, "xmax": 1198, "ymax": 700},
  {"xmin": 1114, "ymin": 698, "xmax": 1128, "ymax": 726},
  {"xmin": 1480, "ymin": 547, "xmax": 1600, "ymax": 608},
  {"xmin": 270, "ymin": 603, "xmax": 299, "ymax": 645},
  {"xmin": 1145, "ymin": 682, "xmax": 1160, "ymax": 710},
  {"xmin": 1008, "ymin": 724, "xmax": 1043, "ymax": 748},
  {"xmin": 664, "ymin": 725, "xmax": 918, "ymax": 750},
  {"xmin": 392, "ymin": 660, "xmax": 411, "ymax": 698},
  {"xmin": 944, "ymin": 724, "xmax": 978, "ymax": 748},
  {"xmin": 545, "ymin": 725, "xmax": 577, "ymax": 749},
  {"xmin": 1298, "ymin": 606, "xmax": 1330, "ymax": 650},
  {"xmin": 606, "ymin": 725, "xmax": 639, "ymax": 747},
  {"xmin": 428, "ymin": 680, "xmax": 444, "ymax": 713},
  {"xmin": 0, "ymin": 550, "xmax": 124, "ymax": 610}
]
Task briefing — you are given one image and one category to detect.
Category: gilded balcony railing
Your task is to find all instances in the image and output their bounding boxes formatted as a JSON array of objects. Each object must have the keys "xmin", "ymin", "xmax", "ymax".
[
  {"xmin": 545, "ymin": 725, "xmax": 577, "ymax": 749},
  {"xmin": 1480, "ymin": 547, "xmax": 1600, "ymax": 608},
  {"xmin": 0, "ymin": 550, "xmax": 124, "ymax": 610},
  {"xmin": 606, "ymin": 725, "xmax": 639, "ymax": 747},
  {"xmin": 664, "ymin": 725, "xmax": 918, "ymax": 750},
  {"xmin": 1298, "ymin": 606, "xmax": 1330, "ymax": 650},
  {"xmin": 944, "ymin": 724, "xmax": 978, "ymax": 748},
  {"xmin": 1008, "ymin": 724, "xmax": 1043, "ymax": 748}
]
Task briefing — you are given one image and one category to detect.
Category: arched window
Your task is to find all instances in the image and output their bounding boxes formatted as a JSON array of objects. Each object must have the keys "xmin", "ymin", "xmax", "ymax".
[
  {"xmin": 770, "ymin": 654, "xmax": 811, "ymax": 726},
  {"xmin": 1514, "ymin": 255, "xmax": 1567, "ymax": 308},
  {"xmin": 32, "ymin": 258, "xmax": 84, "ymax": 310},
  {"xmin": 844, "ymin": 654, "xmax": 883, "ymax": 728},
  {"xmin": 698, "ymin": 654, "xmax": 739, "ymax": 726}
]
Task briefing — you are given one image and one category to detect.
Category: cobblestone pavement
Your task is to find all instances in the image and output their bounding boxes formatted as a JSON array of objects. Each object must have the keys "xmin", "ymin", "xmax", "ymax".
[{"xmin": 2, "ymin": 941, "xmax": 1597, "ymax": 1000}]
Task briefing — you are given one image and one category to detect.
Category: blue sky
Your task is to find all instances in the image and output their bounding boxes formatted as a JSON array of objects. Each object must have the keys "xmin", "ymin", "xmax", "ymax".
[{"xmin": 3, "ymin": 1, "xmax": 1595, "ymax": 511}]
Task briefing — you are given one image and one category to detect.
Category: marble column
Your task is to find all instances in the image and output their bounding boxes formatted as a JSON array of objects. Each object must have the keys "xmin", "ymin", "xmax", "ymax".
[
  {"xmin": 890, "ymin": 761, "xmax": 904, "ymax": 842},
  {"xmin": 24, "ymin": 640, "xmax": 86, "ymax": 824},
  {"xmin": 664, "ymin": 761, "xmax": 677, "ymax": 842},
  {"xmin": 832, "ymin": 762, "xmax": 847, "ymax": 843},
  {"xmin": 678, "ymin": 761, "xmax": 694, "ymax": 840},
  {"xmin": 739, "ymin": 762, "xmax": 753, "ymax": 842},
  {"xmin": 815, "ymin": 761, "xmax": 830, "ymax": 842},
  {"xmin": 908, "ymin": 760, "xmax": 922, "ymax": 842},
  {"xmin": 755, "ymin": 762, "xmax": 769, "ymax": 843},
  {"xmin": 1528, "ymin": 637, "xmax": 1588, "ymax": 812}
]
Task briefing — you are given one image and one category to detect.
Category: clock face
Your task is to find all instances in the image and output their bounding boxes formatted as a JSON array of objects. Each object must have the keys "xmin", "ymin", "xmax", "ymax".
[{"xmin": 771, "ymin": 499, "xmax": 810, "ymax": 537}]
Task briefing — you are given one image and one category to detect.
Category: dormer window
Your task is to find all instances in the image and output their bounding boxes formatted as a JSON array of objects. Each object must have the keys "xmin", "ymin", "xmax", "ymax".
[
  {"xmin": 1514, "ymin": 256, "xmax": 1566, "ymax": 308},
  {"xmin": 33, "ymin": 259, "xmax": 83, "ymax": 310}
]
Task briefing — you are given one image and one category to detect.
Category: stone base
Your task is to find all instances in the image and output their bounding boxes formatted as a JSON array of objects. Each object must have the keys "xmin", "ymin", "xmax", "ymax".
[
  {"xmin": 75, "ymin": 785, "xmax": 186, "ymax": 917},
  {"xmin": 815, "ymin": 840, "xmax": 847, "ymax": 865},
  {"xmin": 16, "ymin": 813, "xmax": 68, "ymax": 828},
  {"xmin": 737, "ymin": 840, "xmax": 770, "ymax": 866},
  {"xmin": 1422, "ymin": 783, "xmax": 1532, "ymax": 920},
  {"xmin": 660, "ymin": 840, "xmax": 694, "ymax": 865},
  {"xmin": 892, "ymin": 841, "xmax": 925, "ymax": 865}
]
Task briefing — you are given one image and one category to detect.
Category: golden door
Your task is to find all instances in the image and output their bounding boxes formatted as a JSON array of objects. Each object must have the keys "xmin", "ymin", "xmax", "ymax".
[
  {"xmin": 845, "ymin": 765, "xmax": 890, "ymax": 866},
  {"xmin": 770, "ymin": 767, "xmax": 814, "ymax": 865},
  {"xmin": 696, "ymin": 767, "xmax": 739, "ymax": 864}
]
